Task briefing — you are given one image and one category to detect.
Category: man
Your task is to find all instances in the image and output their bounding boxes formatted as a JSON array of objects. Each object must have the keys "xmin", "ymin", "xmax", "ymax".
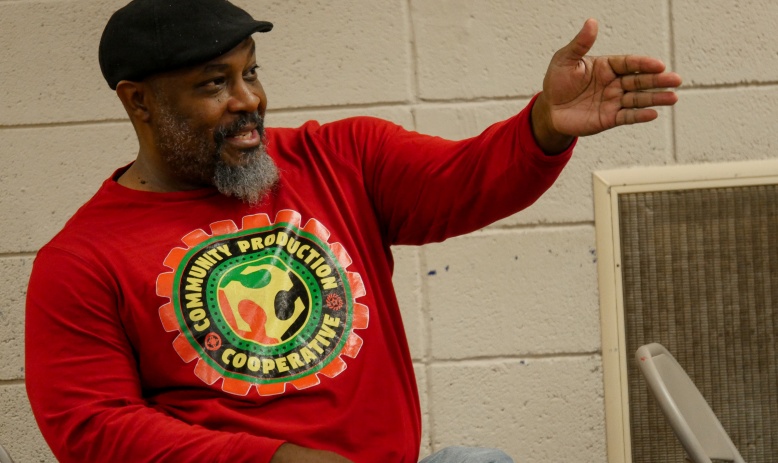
[{"xmin": 25, "ymin": 0, "xmax": 681, "ymax": 462}]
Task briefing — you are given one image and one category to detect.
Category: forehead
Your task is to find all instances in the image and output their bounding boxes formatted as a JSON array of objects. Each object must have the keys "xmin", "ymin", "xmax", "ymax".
[{"xmin": 198, "ymin": 37, "xmax": 257, "ymax": 72}]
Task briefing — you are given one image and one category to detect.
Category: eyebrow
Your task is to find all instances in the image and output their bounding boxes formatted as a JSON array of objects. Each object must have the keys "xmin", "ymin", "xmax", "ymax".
[
  {"xmin": 201, "ymin": 63, "xmax": 230, "ymax": 73},
  {"xmin": 200, "ymin": 41, "xmax": 257, "ymax": 74}
]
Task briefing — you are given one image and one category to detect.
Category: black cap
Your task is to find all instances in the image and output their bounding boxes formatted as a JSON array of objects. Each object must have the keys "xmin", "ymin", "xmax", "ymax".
[{"xmin": 99, "ymin": 0, "xmax": 273, "ymax": 89}]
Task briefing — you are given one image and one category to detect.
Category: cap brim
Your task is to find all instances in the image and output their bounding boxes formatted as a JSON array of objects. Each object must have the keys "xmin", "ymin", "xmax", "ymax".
[{"xmin": 253, "ymin": 20, "xmax": 273, "ymax": 33}]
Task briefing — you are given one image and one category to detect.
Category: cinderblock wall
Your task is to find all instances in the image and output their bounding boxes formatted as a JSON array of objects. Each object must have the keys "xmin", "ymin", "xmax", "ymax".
[{"xmin": 2, "ymin": 1, "xmax": 777, "ymax": 461}]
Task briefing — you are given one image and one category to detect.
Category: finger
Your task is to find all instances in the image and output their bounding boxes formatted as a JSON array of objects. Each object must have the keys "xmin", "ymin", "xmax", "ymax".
[
  {"xmin": 563, "ymin": 18, "xmax": 598, "ymax": 61},
  {"xmin": 616, "ymin": 108, "xmax": 658, "ymax": 126},
  {"xmin": 621, "ymin": 72, "xmax": 683, "ymax": 91},
  {"xmin": 608, "ymin": 55, "xmax": 667, "ymax": 75},
  {"xmin": 621, "ymin": 91, "xmax": 679, "ymax": 108}
]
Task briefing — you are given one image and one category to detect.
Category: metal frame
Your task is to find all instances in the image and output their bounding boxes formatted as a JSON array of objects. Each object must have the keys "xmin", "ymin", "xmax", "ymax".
[{"xmin": 592, "ymin": 158, "xmax": 778, "ymax": 463}]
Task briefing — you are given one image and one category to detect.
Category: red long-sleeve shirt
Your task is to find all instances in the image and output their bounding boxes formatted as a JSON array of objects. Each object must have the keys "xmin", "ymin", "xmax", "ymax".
[{"xmin": 26, "ymin": 98, "xmax": 574, "ymax": 463}]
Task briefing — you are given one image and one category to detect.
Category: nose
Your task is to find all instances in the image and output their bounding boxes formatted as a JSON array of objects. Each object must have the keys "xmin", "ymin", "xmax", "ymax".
[{"xmin": 227, "ymin": 80, "xmax": 263, "ymax": 114}]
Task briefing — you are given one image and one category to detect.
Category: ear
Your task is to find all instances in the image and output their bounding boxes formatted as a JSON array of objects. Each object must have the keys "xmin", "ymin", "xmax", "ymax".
[{"xmin": 115, "ymin": 80, "xmax": 153, "ymax": 123}]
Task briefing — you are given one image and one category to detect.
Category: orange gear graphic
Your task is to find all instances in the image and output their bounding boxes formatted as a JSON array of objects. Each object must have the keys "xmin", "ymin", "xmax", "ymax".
[
  {"xmin": 156, "ymin": 210, "xmax": 369, "ymax": 396},
  {"xmin": 326, "ymin": 293, "xmax": 344, "ymax": 311}
]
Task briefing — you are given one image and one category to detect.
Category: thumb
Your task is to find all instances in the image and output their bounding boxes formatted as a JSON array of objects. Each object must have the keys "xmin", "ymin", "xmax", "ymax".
[{"xmin": 562, "ymin": 18, "xmax": 598, "ymax": 61}]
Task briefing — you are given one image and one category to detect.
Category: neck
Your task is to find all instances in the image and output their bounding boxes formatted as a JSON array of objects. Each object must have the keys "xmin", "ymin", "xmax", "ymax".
[{"xmin": 117, "ymin": 155, "xmax": 203, "ymax": 192}]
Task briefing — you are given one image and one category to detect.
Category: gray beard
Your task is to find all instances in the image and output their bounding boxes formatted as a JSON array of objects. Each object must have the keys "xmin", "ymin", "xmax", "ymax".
[
  {"xmin": 212, "ymin": 146, "xmax": 279, "ymax": 206},
  {"xmin": 154, "ymin": 106, "xmax": 279, "ymax": 206}
]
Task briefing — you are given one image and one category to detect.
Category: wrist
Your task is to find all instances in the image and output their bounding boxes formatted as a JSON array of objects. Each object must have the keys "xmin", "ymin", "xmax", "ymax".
[{"xmin": 531, "ymin": 92, "xmax": 575, "ymax": 155}]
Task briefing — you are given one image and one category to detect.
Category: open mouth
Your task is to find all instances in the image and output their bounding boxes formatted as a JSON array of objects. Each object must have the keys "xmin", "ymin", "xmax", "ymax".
[
  {"xmin": 231, "ymin": 130, "xmax": 256, "ymax": 140},
  {"xmin": 225, "ymin": 127, "xmax": 260, "ymax": 148},
  {"xmin": 216, "ymin": 113, "xmax": 264, "ymax": 155}
]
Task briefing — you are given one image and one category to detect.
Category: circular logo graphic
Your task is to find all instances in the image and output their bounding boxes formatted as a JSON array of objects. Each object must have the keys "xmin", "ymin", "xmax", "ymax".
[{"xmin": 157, "ymin": 210, "xmax": 369, "ymax": 396}]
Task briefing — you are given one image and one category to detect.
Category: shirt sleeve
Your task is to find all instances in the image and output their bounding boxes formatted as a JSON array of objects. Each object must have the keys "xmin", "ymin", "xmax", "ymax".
[
  {"xmin": 315, "ymin": 94, "xmax": 576, "ymax": 245},
  {"xmin": 25, "ymin": 246, "xmax": 286, "ymax": 463}
]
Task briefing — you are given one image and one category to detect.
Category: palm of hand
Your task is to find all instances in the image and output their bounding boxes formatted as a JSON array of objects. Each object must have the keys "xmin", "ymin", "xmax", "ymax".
[
  {"xmin": 545, "ymin": 56, "xmax": 629, "ymax": 137},
  {"xmin": 539, "ymin": 19, "xmax": 681, "ymax": 138}
]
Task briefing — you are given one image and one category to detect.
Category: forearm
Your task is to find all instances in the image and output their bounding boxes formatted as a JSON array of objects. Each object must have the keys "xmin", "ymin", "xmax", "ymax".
[
  {"xmin": 25, "ymin": 247, "xmax": 285, "ymax": 463},
  {"xmin": 352, "ymin": 96, "xmax": 575, "ymax": 244},
  {"xmin": 26, "ymin": 322, "xmax": 285, "ymax": 463},
  {"xmin": 31, "ymin": 400, "xmax": 283, "ymax": 463},
  {"xmin": 530, "ymin": 91, "xmax": 575, "ymax": 155},
  {"xmin": 270, "ymin": 443, "xmax": 355, "ymax": 463}
]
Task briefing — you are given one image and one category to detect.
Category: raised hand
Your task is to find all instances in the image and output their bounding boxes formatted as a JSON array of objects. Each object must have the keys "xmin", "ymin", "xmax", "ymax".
[{"xmin": 531, "ymin": 18, "xmax": 682, "ymax": 153}]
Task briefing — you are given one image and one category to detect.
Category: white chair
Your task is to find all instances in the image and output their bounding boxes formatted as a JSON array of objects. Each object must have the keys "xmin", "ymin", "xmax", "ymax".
[
  {"xmin": 0, "ymin": 443, "xmax": 14, "ymax": 463},
  {"xmin": 635, "ymin": 343, "xmax": 746, "ymax": 463}
]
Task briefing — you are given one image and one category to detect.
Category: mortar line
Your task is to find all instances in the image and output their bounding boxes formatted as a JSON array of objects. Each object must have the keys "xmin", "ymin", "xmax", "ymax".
[
  {"xmin": 265, "ymin": 100, "xmax": 412, "ymax": 115},
  {"xmin": 403, "ymin": 0, "xmax": 421, "ymax": 129},
  {"xmin": 0, "ymin": 0, "xmax": 55, "ymax": 4},
  {"xmin": 5, "ymin": 81, "xmax": 774, "ymax": 131},
  {"xmin": 676, "ymin": 81, "xmax": 778, "ymax": 92},
  {"xmin": 0, "ymin": 252, "xmax": 37, "ymax": 259},
  {"xmin": 668, "ymin": 0, "xmax": 679, "ymax": 164},
  {"xmin": 418, "ymin": 244, "xmax": 437, "ymax": 454},
  {"xmin": 667, "ymin": 0, "xmax": 677, "ymax": 72},
  {"xmin": 0, "ymin": 379, "xmax": 25, "ymax": 386},
  {"xmin": 0, "ymin": 95, "xmax": 527, "ymax": 131},
  {"xmin": 0, "ymin": 119, "xmax": 130, "ymax": 130},
  {"xmin": 670, "ymin": 103, "xmax": 679, "ymax": 164},
  {"xmin": 427, "ymin": 350, "xmax": 602, "ymax": 367},
  {"xmin": 467, "ymin": 221, "xmax": 595, "ymax": 235}
]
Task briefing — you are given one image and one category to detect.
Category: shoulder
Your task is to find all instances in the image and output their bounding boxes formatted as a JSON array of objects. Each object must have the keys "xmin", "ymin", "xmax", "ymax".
[
  {"xmin": 265, "ymin": 117, "xmax": 410, "ymax": 166},
  {"xmin": 41, "ymin": 178, "xmax": 123, "ymax": 257},
  {"xmin": 267, "ymin": 117, "xmax": 405, "ymax": 140}
]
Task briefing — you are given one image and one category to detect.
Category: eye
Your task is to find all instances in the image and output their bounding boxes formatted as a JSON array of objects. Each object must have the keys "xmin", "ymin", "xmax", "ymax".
[
  {"xmin": 244, "ymin": 65, "xmax": 261, "ymax": 81},
  {"xmin": 199, "ymin": 76, "xmax": 227, "ymax": 91}
]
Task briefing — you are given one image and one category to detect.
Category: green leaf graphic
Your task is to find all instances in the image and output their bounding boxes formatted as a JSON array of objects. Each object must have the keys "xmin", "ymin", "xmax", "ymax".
[{"xmin": 226, "ymin": 267, "xmax": 272, "ymax": 289}]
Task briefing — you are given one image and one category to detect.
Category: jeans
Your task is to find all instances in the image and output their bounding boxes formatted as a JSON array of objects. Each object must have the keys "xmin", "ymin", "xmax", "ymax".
[{"xmin": 418, "ymin": 446, "xmax": 514, "ymax": 463}]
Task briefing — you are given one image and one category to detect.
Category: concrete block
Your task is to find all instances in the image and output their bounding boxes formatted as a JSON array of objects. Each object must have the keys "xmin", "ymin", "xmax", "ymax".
[
  {"xmin": 414, "ymin": 100, "xmax": 528, "ymax": 141},
  {"xmin": 0, "ymin": 123, "xmax": 137, "ymax": 253},
  {"xmin": 428, "ymin": 356, "xmax": 605, "ymax": 462},
  {"xmin": 415, "ymin": 102, "xmax": 674, "ymax": 224},
  {"xmin": 238, "ymin": 0, "xmax": 412, "ymax": 110},
  {"xmin": 676, "ymin": 87, "xmax": 778, "ymax": 163},
  {"xmin": 268, "ymin": 106, "xmax": 415, "ymax": 131},
  {"xmin": 0, "ymin": 384, "xmax": 55, "ymax": 462},
  {"xmin": 512, "ymin": 107, "xmax": 673, "ymax": 225},
  {"xmin": 674, "ymin": 1, "xmax": 778, "ymax": 86},
  {"xmin": 0, "ymin": 0, "xmax": 126, "ymax": 125},
  {"xmin": 424, "ymin": 226, "xmax": 599, "ymax": 359},
  {"xmin": 0, "ymin": 257, "xmax": 33, "ymax": 380},
  {"xmin": 411, "ymin": 0, "xmax": 668, "ymax": 101},
  {"xmin": 0, "ymin": 0, "xmax": 413, "ymax": 125},
  {"xmin": 392, "ymin": 246, "xmax": 425, "ymax": 361}
]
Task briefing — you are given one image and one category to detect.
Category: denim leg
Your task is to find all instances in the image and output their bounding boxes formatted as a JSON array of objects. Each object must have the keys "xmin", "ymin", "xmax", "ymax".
[{"xmin": 418, "ymin": 446, "xmax": 514, "ymax": 463}]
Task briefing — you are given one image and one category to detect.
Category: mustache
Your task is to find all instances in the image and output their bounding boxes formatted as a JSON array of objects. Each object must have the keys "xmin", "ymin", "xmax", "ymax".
[{"xmin": 214, "ymin": 112, "xmax": 265, "ymax": 145}]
